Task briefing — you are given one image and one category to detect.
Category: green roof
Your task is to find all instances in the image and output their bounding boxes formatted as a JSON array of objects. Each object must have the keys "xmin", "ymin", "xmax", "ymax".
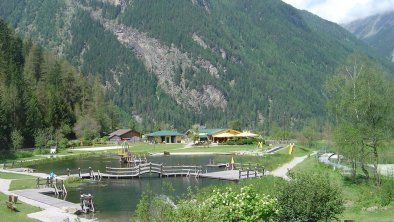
[
  {"xmin": 145, "ymin": 130, "xmax": 183, "ymax": 137},
  {"xmin": 198, "ymin": 128, "xmax": 225, "ymax": 135}
]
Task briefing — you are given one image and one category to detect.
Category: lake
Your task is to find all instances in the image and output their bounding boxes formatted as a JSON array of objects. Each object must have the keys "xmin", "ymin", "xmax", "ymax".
[{"xmin": 28, "ymin": 154, "xmax": 249, "ymax": 221}]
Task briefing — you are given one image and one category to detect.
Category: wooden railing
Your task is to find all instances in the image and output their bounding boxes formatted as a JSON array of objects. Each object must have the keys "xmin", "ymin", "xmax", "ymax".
[
  {"xmin": 105, "ymin": 163, "xmax": 203, "ymax": 177},
  {"xmin": 36, "ymin": 177, "xmax": 67, "ymax": 195}
]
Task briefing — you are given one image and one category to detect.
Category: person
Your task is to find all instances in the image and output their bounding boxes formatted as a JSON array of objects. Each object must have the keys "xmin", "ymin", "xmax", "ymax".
[{"xmin": 49, "ymin": 171, "xmax": 56, "ymax": 180}]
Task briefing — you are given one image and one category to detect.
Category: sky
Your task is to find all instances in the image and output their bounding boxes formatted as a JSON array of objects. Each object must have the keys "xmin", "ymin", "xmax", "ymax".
[{"xmin": 282, "ymin": 0, "xmax": 394, "ymax": 24}]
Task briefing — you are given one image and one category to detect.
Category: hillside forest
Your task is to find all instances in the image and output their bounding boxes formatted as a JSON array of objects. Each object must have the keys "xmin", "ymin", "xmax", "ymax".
[{"xmin": 0, "ymin": 19, "xmax": 119, "ymax": 150}]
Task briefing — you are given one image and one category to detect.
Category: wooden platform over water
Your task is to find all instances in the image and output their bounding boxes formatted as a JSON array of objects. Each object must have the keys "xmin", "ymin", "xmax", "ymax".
[
  {"xmin": 200, "ymin": 170, "xmax": 263, "ymax": 181},
  {"xmin": 73, "ymin": 163, "xmax": 264, "ymax": 181},
  {"xmin": 13, "ymin": 188, "xmax": 80, "ymax": 210}
]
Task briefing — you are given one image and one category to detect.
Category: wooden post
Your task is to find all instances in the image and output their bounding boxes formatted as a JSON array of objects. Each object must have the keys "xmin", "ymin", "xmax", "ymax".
[
  {"xmin": 78, "ymin": 168, "xmax": 81, "ymax": 178},
  {"xmin": 89, "ymin": 167, "xmax": 92, "ymax": 178},
  {"xmin": 67, "ymin": 168, "xmax": 70, "ymax": 176},
  {"xmin": 247, "ymin": 170, "xmax": 249, "ymax": 179},
  {"xmin": 255, "ymin": 170, "xmax": 257, "ymax": 177},
  {"xmin": 239, "ymin": 170, "xmax": 241, "ymax": 179}
]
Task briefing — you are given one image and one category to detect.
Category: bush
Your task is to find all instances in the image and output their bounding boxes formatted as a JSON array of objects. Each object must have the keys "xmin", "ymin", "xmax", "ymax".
[
  {"xmin": 133, "ymin": 185, "xmax": 278, "ymax": 222},
  {"xmin": 277, "ymin": 172, "xmax": 344, "ymax": 222},
  {"xmin": 100, "ymin": 136, "xmax": 109, "ymax": 143},
  {"xmin": 15, "ymin": 151, "xmax": 34, "ymax": 159},
  {"xmin": 33, "ymin": 148, "xmax": 50, "ymax": 155},
  {"xmin": 83, "ymin": 129, "xmax": 100, "ymax": 142},
  {"xmin": 224, "ymin": 138, "xmax": 257, "ymax": 145},
  {"xmin": 47, "ymin": 140, "xmax": 56, "ymax": 147},
  {"xmin": 58, "ymin": 138, "xmax": 69, "ymax": 149},
  {"xmin": 68, "ymin": 140, "xmax": 80, "ymax": 148},
  {"xmin": 380, "ymin": 176, "xmax": 394, "ymax": 206}
]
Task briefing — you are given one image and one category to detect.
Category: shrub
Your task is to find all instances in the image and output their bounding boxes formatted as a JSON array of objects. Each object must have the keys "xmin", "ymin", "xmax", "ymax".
[
  {"xmin": 100, "ymin": 136, "xmax": 109, "ymax": 143},
  {"xmin": 58, "ymin": 138, "xmax": 69, "ymax": 149},
  {"xmin": 47, "ymin": 140, "xmax": 56, "ymax": 147},
  {"xmin": 133, "ymin": 185, "xmax": 278, "ymax": 222},
  {"xmin": 33, "ymin": 148, "xmax": 50, "ymax": 155},
  {"xmin": 224, "ymin": 138, "xmax": 257, "ymax": 145},
  {"xmin": 380, "ymin": 176, "xmax": 394, "ymax": 206},
  {"xmin": 15, "ymin": 151, "xmax": 34, "ymax": 159},
  {"xmin": 277, "ymin": 172, "xmax": 344, "ymax": 222},
  {"xmin": 68, "ymin": 140, "xmax": 80, "ymax": 148}
]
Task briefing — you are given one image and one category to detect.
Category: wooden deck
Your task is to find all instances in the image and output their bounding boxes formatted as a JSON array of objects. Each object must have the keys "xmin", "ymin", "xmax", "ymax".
[
  {"xmin": 200, "ymin": 170, "xmax": 263, "ymax": 181},
  {"xmin": 72, "ymin": 162, "xmax": 265, "ymax": 181},
  {"xmin": 13, "ymin": 188, "xmax": 80, "ymax": 209}
]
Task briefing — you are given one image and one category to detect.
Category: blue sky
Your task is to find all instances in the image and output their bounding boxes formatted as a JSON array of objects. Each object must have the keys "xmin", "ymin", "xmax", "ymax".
[{"xmin": 282, "ymin": 0, "xmax": 394, "ymax": 23}]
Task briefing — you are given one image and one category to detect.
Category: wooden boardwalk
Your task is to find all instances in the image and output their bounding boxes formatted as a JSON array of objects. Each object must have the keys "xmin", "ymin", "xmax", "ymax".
[
  {"xmin": 13, "ymin": 188, "xmax": 80, "ymax": 210},
  {"xmin": 200, "ymin": 170, "xmax": 264, "ymax": 181},
  {"xmin": 71, "ymin": 163, "xmax": 265, "ymax": 181}
]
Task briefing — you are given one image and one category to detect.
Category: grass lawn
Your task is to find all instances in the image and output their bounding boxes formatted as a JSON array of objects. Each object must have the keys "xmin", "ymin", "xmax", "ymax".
[
  {"xmin": 130, "ymin": 143, "xmax": 184, "ymax": 153},
  {"xmin": 210, "ymin": 144, "xmax": 315, "ymax": 171},
  {"xmin": 0, "ymin": 172, "xmax": 38, "ymax": 191},
  {"xmin": 0, "ymin": 193, "xmax": 40, "ymax": 222},
  {"xmin": 0, "ymin": 172, "xmax": 37, "ymax": 180},
  {"xmin": 173, "ymin": 144, "xmax": 259, "ymax": 153},
  {"xmin": 274, "ymin": 144, "xmax": 315, "ymax": 157},
  {"xmin": 9, "ymin": 179, "xmax": 37, "ymax": 191},
  {"xmin": 292, "ymin": 158, "xmax": 394, "ymax": 221}
]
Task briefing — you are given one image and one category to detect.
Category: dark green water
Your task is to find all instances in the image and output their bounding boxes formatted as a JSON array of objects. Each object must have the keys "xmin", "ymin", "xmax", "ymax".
[{"xmin": 28, "ymin": 155, "xmax": 240, "ymax": 221}]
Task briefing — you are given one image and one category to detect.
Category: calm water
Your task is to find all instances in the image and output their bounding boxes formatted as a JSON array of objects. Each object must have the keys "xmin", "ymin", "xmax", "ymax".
[{"xmin": 27, "ymin": 155, "xmax": 247, "ymax": 221}]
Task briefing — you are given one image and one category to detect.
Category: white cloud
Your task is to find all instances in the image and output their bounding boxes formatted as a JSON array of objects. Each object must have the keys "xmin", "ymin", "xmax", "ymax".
[{"xmin": 282, "ymin": 0, "xmax": 394, "ymax": 23}]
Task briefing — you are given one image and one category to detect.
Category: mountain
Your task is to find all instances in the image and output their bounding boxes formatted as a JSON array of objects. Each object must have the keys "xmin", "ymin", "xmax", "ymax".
[
  {"xmin": 0, "ymin": 0, "xmax": 379, "ymax": 133},
  {"xmin": 344, "ymin": 11, "xmax": 394, "ymax": 62}
]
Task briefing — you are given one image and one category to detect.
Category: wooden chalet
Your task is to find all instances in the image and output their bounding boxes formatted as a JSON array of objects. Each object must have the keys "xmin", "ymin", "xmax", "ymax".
[{"xmin": 109, "ymin": 129, "xmax": 142, "ymax": 144}]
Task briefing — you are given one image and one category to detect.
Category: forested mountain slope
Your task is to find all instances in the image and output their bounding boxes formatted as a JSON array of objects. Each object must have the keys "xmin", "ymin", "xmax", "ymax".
[
  {"xmin": 0, "ymin": 18, "xmax": 117, "ymax": 149},
  {"xmin": 0, "ymin": 0, "xmax": 380, "ymax": 132},
  {"xmin": 344, "ymin": 11, "xmax": 394, "ymax": 63}
]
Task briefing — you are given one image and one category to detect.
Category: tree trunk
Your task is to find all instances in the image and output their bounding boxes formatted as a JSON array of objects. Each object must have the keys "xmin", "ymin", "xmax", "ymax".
[
  {"xmin": 360, "ymin": 144, "xmax": 369, "ymax": 180},
  {"xmin": 351, "ymin": 160, "xmax": 356, "ymax": 180},
  {"xmin": 372, "ymin": 142, "xmax": 380, "ymax": 185},
  {"xmin": 360, "ymin": 162, "xmax": 369, "ymax": 180}
]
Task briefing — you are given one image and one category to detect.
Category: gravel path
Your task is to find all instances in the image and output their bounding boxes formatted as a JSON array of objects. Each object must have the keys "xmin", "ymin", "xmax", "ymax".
[{"xmin": 269, "ymin": 152, "xmax": 317, "ymax": 180}]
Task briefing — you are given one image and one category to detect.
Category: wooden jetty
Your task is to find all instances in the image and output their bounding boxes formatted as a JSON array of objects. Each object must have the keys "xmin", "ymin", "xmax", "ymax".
[
  {"xmin": 36, "ymin": 177, "xmax": 67, "ymax": 195},
  {"xmin": 200, "ymin": 170, "xmax": 264, "ymax": 181},
  {"xmin": 74, "ymin": 162, "xmax": 265, "ymax": 181},
  {"xmin": 13, "ymin": 188, "xmax": 80, "ymax": 210}
]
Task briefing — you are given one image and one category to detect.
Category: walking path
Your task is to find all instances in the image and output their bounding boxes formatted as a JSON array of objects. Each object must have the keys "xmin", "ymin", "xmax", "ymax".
[
  {"xmin": 266, "ymin": 145, "xmax": 288, "ymax": 154},
  {"xmin": 269, "ymin": 152, "xmax": 317, "ymax": 180},
  {"xmin": 70, "ymin": 146, "xmax": 121, "ymax": 151}
]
